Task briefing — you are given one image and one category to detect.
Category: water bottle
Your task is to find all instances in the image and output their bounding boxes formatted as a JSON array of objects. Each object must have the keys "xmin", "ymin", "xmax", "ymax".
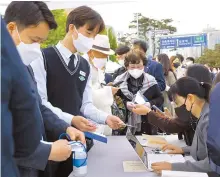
[{"xmin": 72, "ymin": 148, "xmax": 87, "ymax": 177}]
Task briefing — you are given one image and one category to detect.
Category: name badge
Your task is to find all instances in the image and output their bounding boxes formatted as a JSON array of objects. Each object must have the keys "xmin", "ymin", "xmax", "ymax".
[{"xmin": 80, "ymin": 71, "xmax": 86, "ymax": 77}]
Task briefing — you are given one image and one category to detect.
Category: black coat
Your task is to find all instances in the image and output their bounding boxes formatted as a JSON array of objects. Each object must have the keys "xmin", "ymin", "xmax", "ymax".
[{"xmin": 1, "ymin": 19, "xmax": 42, "ymax": 177}]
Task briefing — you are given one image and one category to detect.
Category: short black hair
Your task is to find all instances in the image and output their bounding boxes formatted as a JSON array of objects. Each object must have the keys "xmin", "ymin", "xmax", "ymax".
[
  {"xmin": 4, "ymin": 1, "xmax": 57, "ymax": 30},
  {"xmin": 66, "ymin": 6, "xmax": 105, "ymax": 33},
  {"xmin": 124, "ymin": 49, "xmax": 147, "ymax": 67},
  {"xmin": 115, "ymin": 45, "xmax": 130, "ymax": 55},
  {"xmin": 168, "ymin": 77, "xmax": 211, "ymax": 102},
  {"xmin": 186, "ymin": 64, "xmax": 212, "ymax": 85},
  {"xmin": 186, "ymin": 57, "xmax": 195, "ymax": 63},
  {"xmin": 176, "ymin": 54, "xmax": 184, "ymax": 63},
  {"xmin": 133, "ymin": 39, "xmax": 148, "ymax": 53}
]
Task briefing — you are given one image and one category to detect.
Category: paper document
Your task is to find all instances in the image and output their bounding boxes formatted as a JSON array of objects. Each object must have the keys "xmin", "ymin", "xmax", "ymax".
[
  {"xmin": 148, "ymin": 154, "xmax": 185, "ymax": 164},
  {"xmin": 162, "ymin": 170, "xmax": 208, "ymax": 177},
  {"xmin": 134, "ymin": 91, "xmax": 146, "ymax": 104},
  {"xmin": 123, "ymin": 161, "xmax": 147, "ymax": 172},
  {"xmin": 142, "ymin": 134, "xmax": 167, "ymax": 147},
  {"xmin": 148, "ymin": 154, "xmax": 185, "ymax": 171}
]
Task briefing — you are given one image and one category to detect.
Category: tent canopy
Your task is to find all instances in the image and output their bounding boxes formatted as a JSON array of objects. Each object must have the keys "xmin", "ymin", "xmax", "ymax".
[{"xmin": 0, "ymin": 0, "xmax": 137, "ymax": 15}]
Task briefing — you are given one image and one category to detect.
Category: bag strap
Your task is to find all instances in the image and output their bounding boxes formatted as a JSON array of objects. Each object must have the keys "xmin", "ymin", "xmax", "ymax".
[{"xmin": 172, "ymin": 71, "xmax": 177, "ymax": 81}]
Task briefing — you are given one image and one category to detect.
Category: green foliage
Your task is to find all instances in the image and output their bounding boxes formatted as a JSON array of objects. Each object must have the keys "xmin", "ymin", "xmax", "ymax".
[
  {"xmin": 41, "ymin": 9, "xmax": 67, "ymax": 48},
  {"xmin": 129, "ymin": 13, "xmax": 177, "ymax": 40},
  {"xmin": 100, "ymin": 26, "xmax": 118, "ymax": 50},
  {"xmin": 40, "ymin": 10, "xmax": 118, "ymax": 62},
  {"xmin": 108, "ymin": 27, "xmax": 117, "ymax": 50},
  {"xmin": 196, "ymin": 44, "xmax": 220, "ymax": 67},
  {"xmin": 100, "ymin": 26, "xmax": 118, "ymax": 62}
]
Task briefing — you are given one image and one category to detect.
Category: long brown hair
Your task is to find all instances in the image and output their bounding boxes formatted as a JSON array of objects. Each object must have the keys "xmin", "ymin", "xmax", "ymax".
[{"xmin": 158, "ymin": 53, "xmax": 173, "ymax": 76}]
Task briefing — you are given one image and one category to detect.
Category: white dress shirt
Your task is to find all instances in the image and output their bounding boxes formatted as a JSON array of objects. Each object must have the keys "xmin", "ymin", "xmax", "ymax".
[{"xmin": 30, "ymin": 42, "xmax": 109, "ymax": 125}]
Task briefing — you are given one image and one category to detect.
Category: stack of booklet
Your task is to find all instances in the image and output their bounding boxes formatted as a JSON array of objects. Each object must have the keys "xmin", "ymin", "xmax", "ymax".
[{"xmin": 162, "ymin": 170, "xmax": 208, "ymax": 177}]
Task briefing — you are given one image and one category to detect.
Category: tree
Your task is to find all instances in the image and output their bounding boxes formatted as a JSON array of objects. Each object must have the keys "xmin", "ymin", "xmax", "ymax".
[
  {"xmin": 100, "ymin": 26, "xmax": 118, "ymax": 62},
  {"xmin": 100, "ymin": 26, "xmax": 118, "ymax": 50},
  {"xmin": 41, "ymin": 9, "xmax": 67, "ymax": 48},
  {"xmin": 129, "ymin": 13, "xmax": 177, "ymax": 40},
  {"xmin": 129, "ymin": 13, "xmax": 177, "ymax": 56},
  {"xmin": 196, "ymin": 44, "xmax": 220, "ymax": 67}
]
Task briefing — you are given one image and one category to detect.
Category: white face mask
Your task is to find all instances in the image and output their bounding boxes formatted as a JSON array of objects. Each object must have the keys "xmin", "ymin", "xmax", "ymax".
[
  {"xmin": 186, "ymin": 61, "xmax": 193, "ymax": 66},
  {"xmin": 93, "ymin": 58, "xmax": 107, "ymax": 69},
  {"xmin": 16, "ymin": 28, "xmax": 41, "ymax": 66},
  {"xmin": 73, "ymin": 27, "xmax": 94, "ymax": 53},
  {"xmin": 128, "ymin": 69, "xmax": 144, "ymax": 79},
  {"xmin": 118, "ymin": 60, "xmax": 125, "ymax": 66}
]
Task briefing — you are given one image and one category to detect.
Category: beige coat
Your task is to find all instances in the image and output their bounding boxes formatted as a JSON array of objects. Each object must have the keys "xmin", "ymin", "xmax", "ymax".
[{"xmin": 163, "ymin": 71, "xmax": 177, "ymax": 116}]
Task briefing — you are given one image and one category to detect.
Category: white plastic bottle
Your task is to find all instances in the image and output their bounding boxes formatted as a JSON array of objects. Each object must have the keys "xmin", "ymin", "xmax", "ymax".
[{"xmin": 72, "ymin": 149, "xmax": 87, "ymax": 177}]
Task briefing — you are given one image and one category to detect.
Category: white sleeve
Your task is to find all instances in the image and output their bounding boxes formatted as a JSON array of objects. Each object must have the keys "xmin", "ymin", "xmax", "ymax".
[
  {"xmin": 80, "ymin": 71, "xmax": 109, "ymax": 124},
  {"xmin": 30, "ymin": 56, "xmax": 73, "ymax": 125}
]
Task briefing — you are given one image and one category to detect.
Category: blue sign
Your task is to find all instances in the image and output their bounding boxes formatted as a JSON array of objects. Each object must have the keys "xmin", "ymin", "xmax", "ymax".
[
  {"xmin": 160, "ymin": 38, "xmax": 176, "ymax": 49},
  {"xmin": 192, "ymin": 35, "xmax": 207, "ymax": 46},
  {"xmin": 177, "ymin": 36, "xmax": 192, "ymax": 48},
  {"xmin": 160, "ymin": 34, "xmax": 207, "ymax": 49}
]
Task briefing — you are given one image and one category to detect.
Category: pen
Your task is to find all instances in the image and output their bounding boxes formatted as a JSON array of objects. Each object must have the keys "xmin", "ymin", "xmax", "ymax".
[{"xmin": 119, "ymin": 123, "xmax": 136, "ymax": 128}]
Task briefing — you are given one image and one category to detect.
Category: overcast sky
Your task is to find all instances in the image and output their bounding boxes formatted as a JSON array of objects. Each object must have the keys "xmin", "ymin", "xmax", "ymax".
[
  {"xmin": 1, "ymin": 0, "xmax": 220, "ymax": 34},
  {"xmin": 92, "ymin": 0, "xmax": 220, "ymax": 34}
]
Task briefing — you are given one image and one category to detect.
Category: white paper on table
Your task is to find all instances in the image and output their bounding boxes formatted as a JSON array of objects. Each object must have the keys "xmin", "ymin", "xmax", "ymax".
[
  {"xmin": 148, "ymin": 154, "xmax": 185, "ymax": 165},
  {"xmin": 162, "ymin": 170, "xmax": 208, "ymax": 177},
  {"xmin": 134, "ymin": 91, "xmax": 146, "ymax": 104},
  {"xmin": 123, "ymin": 161, "xmax": 147, "ymax": 172},
  {"xmin": 142, "ymin": 134, "xmax": 167, "ymax": 147}
]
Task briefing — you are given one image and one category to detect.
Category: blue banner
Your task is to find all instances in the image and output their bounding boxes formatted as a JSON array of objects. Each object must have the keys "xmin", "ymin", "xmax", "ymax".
[
  {"xmin": 177, "ymin": 36, "xmax": 192, "ymax": 48},
  {"xmin": 160, "ymin": 38, "xmax": 177, "ymax": 49},
  {"xmin": 160, "ymin": 34, "xmax": 207, "ymax": 49}
]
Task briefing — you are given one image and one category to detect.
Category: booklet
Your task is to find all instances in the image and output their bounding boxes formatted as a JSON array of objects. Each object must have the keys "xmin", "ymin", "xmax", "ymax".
[{"xmin": 162, "ymin": 170, "xmax": 208, "ymax": 177}]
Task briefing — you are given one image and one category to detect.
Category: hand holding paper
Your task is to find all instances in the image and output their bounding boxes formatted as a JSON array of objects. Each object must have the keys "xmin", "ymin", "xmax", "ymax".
[
  {"xmin": 134, "ymin": 91, "xmax": 146, "ymax": 104},
  {"xmin": 132, "ymin": 104, "xmax": 151, "ymax": 115}
]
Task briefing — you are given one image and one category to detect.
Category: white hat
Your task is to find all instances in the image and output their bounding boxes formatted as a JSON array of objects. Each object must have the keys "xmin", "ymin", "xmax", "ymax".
[{"xmin": 91, "ymin": 34, "xmax": 115, "ymax": 55}]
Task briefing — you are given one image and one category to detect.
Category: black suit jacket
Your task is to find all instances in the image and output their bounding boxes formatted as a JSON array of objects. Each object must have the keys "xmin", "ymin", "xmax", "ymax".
[
  {"xmin": 1, "ymin": 18, "xmax": 42, "ymax": 177},
  {"xmin": 27, "ymin": 66, "xmax": 69, "ymax": 140},
  {"xmin": 15, "ymin": 66, "xmax": 70, "ymax": 177}
]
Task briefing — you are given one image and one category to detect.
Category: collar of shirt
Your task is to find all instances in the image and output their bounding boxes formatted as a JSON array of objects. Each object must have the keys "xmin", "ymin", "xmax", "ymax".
[{"xmin": 56, "ymin": 42, "xmax": 78, "ymax": 66}]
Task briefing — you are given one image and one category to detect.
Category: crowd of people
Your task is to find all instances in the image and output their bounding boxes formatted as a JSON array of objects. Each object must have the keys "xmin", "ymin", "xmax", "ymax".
[{"xmin": 1, "ymin": 1, "xmax": 220, "ymax": 177}]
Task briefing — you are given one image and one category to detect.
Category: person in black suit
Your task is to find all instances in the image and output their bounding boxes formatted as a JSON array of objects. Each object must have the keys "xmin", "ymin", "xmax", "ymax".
[
  {"xmin": 1, "ymin": 18, "xmax": 42, "ymax": 177},
  {"xmin": 4, "ymin": 2, "xmax": 85, "ymax": 177}
]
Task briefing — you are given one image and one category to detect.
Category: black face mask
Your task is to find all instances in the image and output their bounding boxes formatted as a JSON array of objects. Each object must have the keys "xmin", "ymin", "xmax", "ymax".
[
  {"xmin": 173, "ymin": 62, "xmax": 180, "ymax": 68},
  {"xmin": 174, "ymin": 101, "xmax": 198, "ymax": 131},
  {"xmin": 175, "ymin": 104, "xmax": 191, "ymax": 123}
]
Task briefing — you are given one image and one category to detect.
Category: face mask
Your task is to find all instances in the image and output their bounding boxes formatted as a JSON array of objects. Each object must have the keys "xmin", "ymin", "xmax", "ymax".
[
  {"xmin": 173, "ymin": 62, "xmax": 180, "ymax": 68},
  {"xmin": 174, "ymin": 104, "xmax": 191, "ymax": 123},
  {"xmin": 128, "ymin": 69, "xmax": 144, "ymax": 79},
  {"xmin": 93, "ymin": 58, "xmax": 107, "ymax": 69},
  {"xmin": 118, "ymin": 60, "xmax": 125, "ymax": 66},
  {"xmin": 73, "ymin": 27, "xmax": 94, "ymax": 53},
  {"xmin": 174, "ymin": 99, "xmax": 198, "ymax": 131},
  {"xmin": 16, "ymin": 28, "xmax": 41, "ymax": 65},
  {"xmin": 186, "ymin": 61, "xmax": 193, "ymax": 66}
]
